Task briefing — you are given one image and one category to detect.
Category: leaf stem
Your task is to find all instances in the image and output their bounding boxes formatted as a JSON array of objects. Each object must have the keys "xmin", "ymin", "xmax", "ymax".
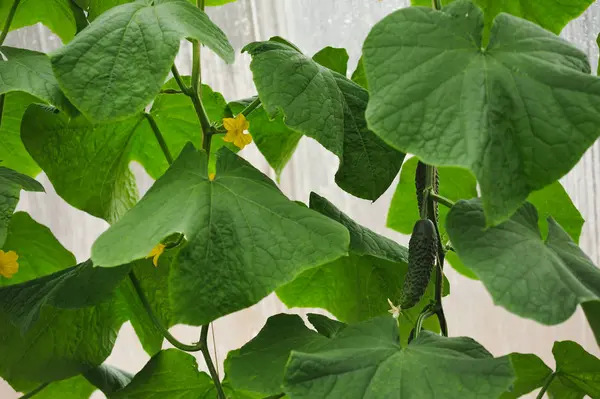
[
  {"xmin": 144, "ymin": 113, "xmax": 173, "ymax": 165},
  {"xmin": 432, "ymin": 0, "xmax": 442, "ymax": 10},
  {"xmin": 263, "ymin": 394, "xmax": 285, "ymax": 399},
  {"xmin": 200, "ymin": 324, "xmax": 226, "ymax": 399},
  {"xmin": 536, "ymin": 373, "xmax": 556, "ymax": 399},
  {"xmin": 414, "ymin": 307, "xmax": 436, "ymax": 338},
  {"xmin": 0, "ymin": 0, "xmax": 21, "ymax": 46},
  {"xmin": 170, "ymin": 65, "xmax": 190, "ymax": 94},
  {"xmin": 20, "ymin": 383, "xmax": 49, "ymax": 399},
  {"xmin": 128, "ymin": 271, "xmax": 204, "ymax": 352},
  {"xmin": 429, "ymin": 192, "xmax": 455, "ymax": 208}
]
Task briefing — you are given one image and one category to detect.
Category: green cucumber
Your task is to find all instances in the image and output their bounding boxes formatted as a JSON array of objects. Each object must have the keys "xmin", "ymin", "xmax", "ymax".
[{"xmin": 399, "ymin": 218, "xmax": 438, "ymax": 310}]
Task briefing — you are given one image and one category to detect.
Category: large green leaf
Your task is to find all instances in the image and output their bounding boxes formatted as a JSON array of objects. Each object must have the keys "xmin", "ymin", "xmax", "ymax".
[
  {"xmin": 549, "ymin": 340, "xmax": 600, "ymax": 398},
  {"xmin": 0, "ymin": 47, "xmax": 75, "ymax": 115},
  {"xmin": 83, "ymin": 364, "xmax": 133, "ymax": 395},
  {"xmin": 51, "ymin": 0, "xmax": 234, "ymax": 122},
  {"xmin": 1, "ymin": 212, "xmax": 75, "ymax": 286},
  {"xmin": 500, "ymin": 354, "xmax": 552, "ymax": 399},
  {"xmin": 0, "ymin": 167, "xmax": 43, "ymax": 247},
  {"xmin": 225, "ymin": 313, "xmax": 328, "ymax": 397},
  {"xmin": 243, "ymin": 39, "xmax": 405, "ymax": 200},
  {"xmin": 446, "ymin": 199, "xmax": 600, "ymax": 326},
  {"xmin": 410, "ymin": 0, "xmax": 594, "ymax": 35},
  {"xmin": 277, "ymin": 192, "xmax": 447, "ymax": 343},
  {"xmin": 112, "ymin": 349, "xmax": 215, "ymax": 398},
  {"xmin": 0, "ymin": 93, "xmax": 41, "ymax": 177},
  {"xmin": 30, "ymin": 375, "xmax": 97, "ymax": 399},
  {"xmin": 0, "ymin": 213, "xmax": 124, "ymax": 386},
  {"xmin": 0, "ymin": 0, "xmax": 77, "ymax": 43},
  {"xmin": 283, "ymin": 316, "xmax": 514, "ymax": 399},
  {"xmin": 229, "ymin": 98, "xmax": 302, "ymax": 179},
  {"xmin": 387, "ymin": 158, "xmax": 583, "ymax": 279},
  {"xmin": 131, "ymin": 78, "xmax": 234, "ymax": 179},
  {"xmin": 363, "ymin": 0, "xmax": 600, "ymax": 225},
  {"xmin": 21, "ymin": 105, "xmax": 142, "ymax": 224},
  {"xmin": 92, "ymin": 145, "xmax": 349, "ymax": 325}
]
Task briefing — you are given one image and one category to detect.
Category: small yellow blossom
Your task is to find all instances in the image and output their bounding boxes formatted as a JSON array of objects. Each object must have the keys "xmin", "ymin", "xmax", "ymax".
[
  {"xmin": 208, "ymin": 172, "xmax": 216, "ymax": 181},
  {"xmin": 0, "ymin": 250, "xmax": 19, "ymax": 278},
  {"xmin": 223, "ymin": 114, "xmax": 252, "ymax": 150},
  {"xmin": 146, "ymin": 243, "xmax": 165, "ymax": 267},
  {"xmin": 387, "ymin": 298, "xmax": 401, "ymax": 320}
]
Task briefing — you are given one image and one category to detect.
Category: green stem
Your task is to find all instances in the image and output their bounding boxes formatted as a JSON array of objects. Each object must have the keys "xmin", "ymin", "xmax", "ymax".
[
  {"xmin": 170, "ymin": 65, "xmax": 190, "ymax": 95},
  {"xmin": 536, "ymin": 373, "xmax": 556, "ymax": 399},
  {"xmin": 20, "ymin": 383, "xmax": 49, "ymax": 399},
  {"xmin": 144, "ymin": 113, "xmax": 173, "ymax": 165},
  {"xmin": 432, "ymin": 0, "xmax": 442, "ymax": 10},
  {"xmin": 429, "ymin": 192, "xmax": 455, "ymax": 208},
  {"xmin": 0, "ymin": 0, "xmax": 21, "ymax": 46},
  {"xmin": 129, "ymin": 271, "xmax": 204, "ymax": 352},
  {"xmin": 414, "ymin": 308, "xmax": 436, "ymax": 338},
  {"xmin": 263, "ymin": 394, "xmax": 285, "ymax": 399},
  {"xmin": 200, "ymin": 324, "xmax": 226, "ymax": 399}
]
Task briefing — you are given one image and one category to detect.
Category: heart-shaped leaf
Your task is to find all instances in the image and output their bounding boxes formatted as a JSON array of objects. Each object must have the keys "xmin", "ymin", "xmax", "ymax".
[
  {"xmin": 446, "ymin": 199, "xmax": 600, "ymax": 327},
  {"xmin": 92, "ymin": 144, "xmax": 349, "ymax": 325},
  {"xmin": 243, "ymin": 38, "xmax": 405, "ymax": 200},
  {"xmin": 364, "ymin": 0, "xmax": 600, "ymax": 224},
  {"xmin": 51, "ymin": 0, "xmax": 234, "ymax": 122},
  {"xmin": 283, "ymin": 316, "xmax": 514, "ymax": 399}
]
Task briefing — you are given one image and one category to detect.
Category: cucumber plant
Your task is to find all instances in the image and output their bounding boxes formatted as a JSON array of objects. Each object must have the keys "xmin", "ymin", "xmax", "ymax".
[{"xmin": 1, "ymin": 0, "xmax": 600, "ymax": 398}]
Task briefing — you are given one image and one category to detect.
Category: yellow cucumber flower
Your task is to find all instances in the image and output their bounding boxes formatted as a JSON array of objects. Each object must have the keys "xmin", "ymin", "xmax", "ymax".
[
  {"xmin": 146, "ymin": 243, "xmax": 166, "ymax": 267},
  {"xmin": 223, "ymin": 114, "xmax": 252, "ymax": 150},
  {"xmin": 0, "ymin": 250, "xmax": 19, "ymax": 278}
]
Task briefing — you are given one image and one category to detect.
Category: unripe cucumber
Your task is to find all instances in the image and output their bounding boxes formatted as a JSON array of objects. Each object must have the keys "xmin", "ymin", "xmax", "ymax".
[
  {"xmin": 415, "ymin": 161, "xmax": 439, "ymax": 222},
  {"xmin": 399, "ymin": 219, "xmax": 438, "ymax": 310}
]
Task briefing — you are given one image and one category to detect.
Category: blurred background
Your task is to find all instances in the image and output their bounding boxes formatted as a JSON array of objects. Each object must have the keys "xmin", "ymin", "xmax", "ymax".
[{"xmin": 2, "ymin": 0, "xmax": 600, "ymax": 397}]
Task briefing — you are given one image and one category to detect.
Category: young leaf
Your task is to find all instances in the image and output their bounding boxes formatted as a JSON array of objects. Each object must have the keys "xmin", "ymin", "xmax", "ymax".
[
  {"xmin": 51, "ymin": 0, "xmax": 234, "ymax": 122},
  {"xmin": 0, "ymin": 167, "xmax": 44, "ymax": 247},
  {"xmin": 549, "ymin": 341, "xmax": 600, "ymax": 398},
  {"xmin": 131, "ymin": 78, "xmax": 234, "ymax": 179},
  {"xmin": 225, "ymin": 314, "xmax": 328, "ymax": 396},
  {"xmin": 277, "ymin": 192, "xmax": 448, "ymax": 344},
  {"xmin": 410, "ymin": 0, "xmax": 594, "ymax": 35},
  {"xmin": 283, "ymin": 316, "xmax": 514, "ymax": 399},
  {"xmin": 91, "ymin": 145, "xmax": 350, "ymax": 326},
  {"xmin": 0, "ymin": 0, "xmax": 77, "ymax": 43},
  {"xmin": 83, "ymin": 364, "xmax": 133, "ymax": 395},
  {"xmin": 243, "ymin": 38, "xmax": 405, "ymax": 201},
  {"xmin": 0, "ymin": 213, "xmax": 124, "ymax": 386},
  {"xmin": 312, "ymin": 46, "xmax": 349, "ymax": 75},
  {"xmin": 112, "ymin": 349, "xmax": 215, "ymax": 398},
  {"xmin": 446, "ymin": 199, "xmax": 600, "ymax": 327},
  {"xmin": 21, "ymin": 105, "xmax": 142, "ymax": 224},
  {"xmin": 0, "ymin": 47, "xmax": 75, "ymax": 115},
  {"xmin": 0, "ymin": 93, "xmax": 41, "ymax": 177},
  {"xmin": 228, "ymin": 98, "xmax": 302, "ymax": 179},
  {"xmin": 500, "ymin": 354, "xmax": 552, "ymax": 399},
  {"xmin": 364, "ymin": 0, "xmax": 600, "ymax": 225}
]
